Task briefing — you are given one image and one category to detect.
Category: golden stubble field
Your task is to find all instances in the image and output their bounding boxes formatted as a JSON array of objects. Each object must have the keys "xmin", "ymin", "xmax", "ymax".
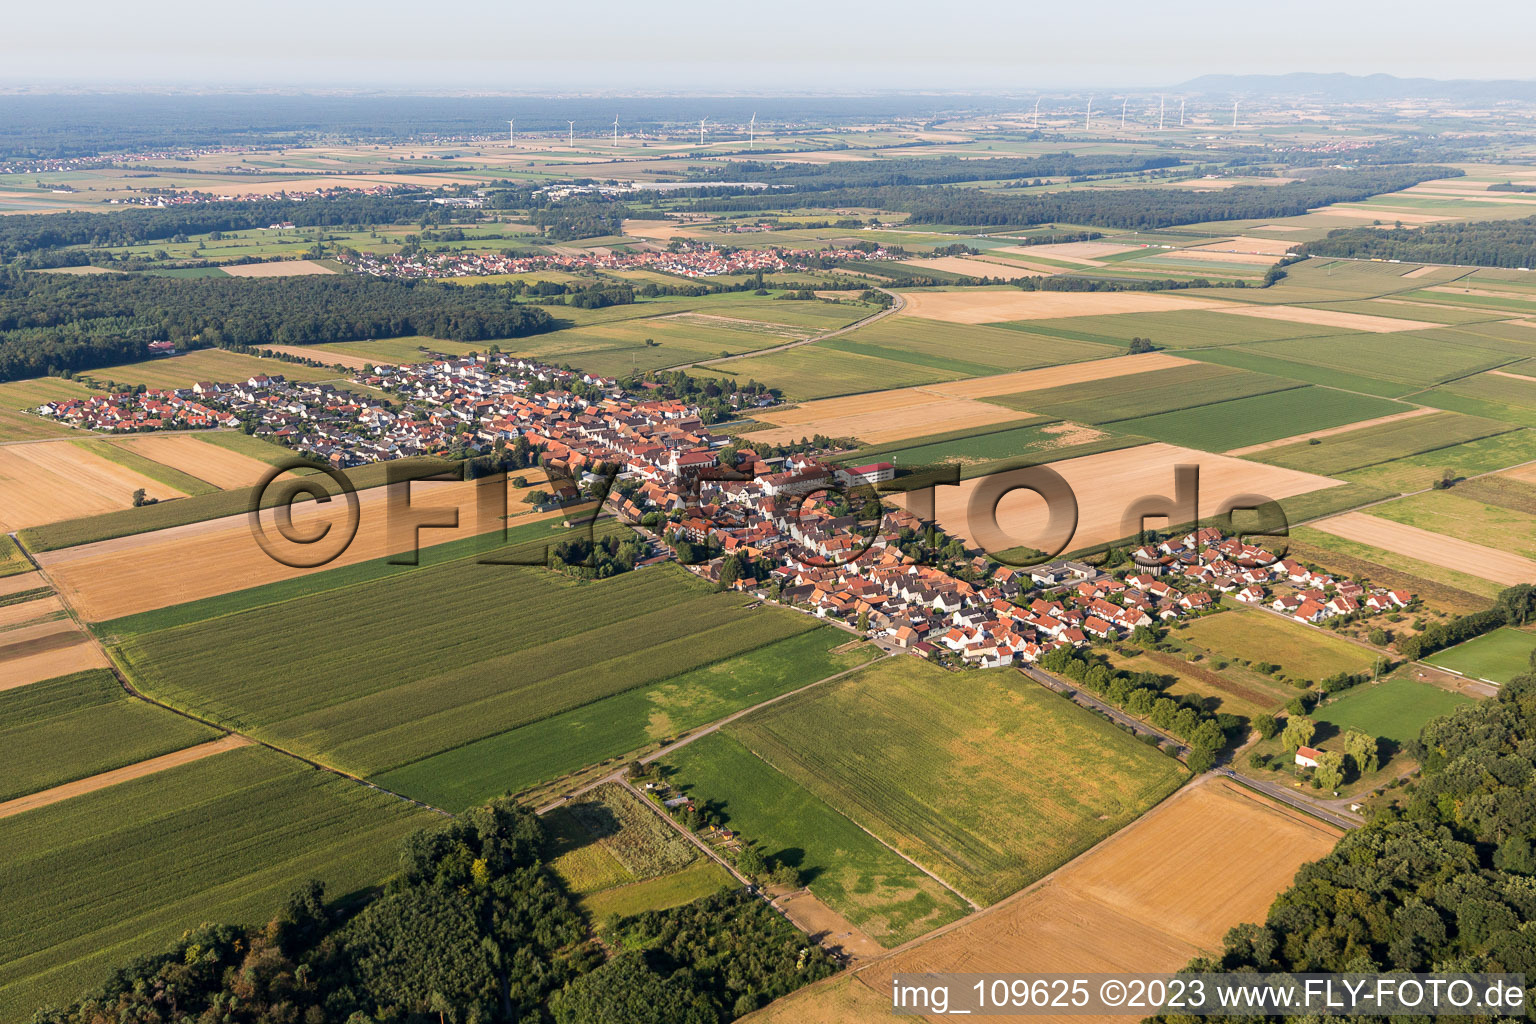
[
  {"xmin": 109, "ymin": 435, "xmax": 276, "ymax": 490},
  {"xmin": 896, "ymin": 290, "xmax": 1230, "ymax": 325},
  {"xmin": 896, "ymin": 442, "xmax": 1340, "ymax": 557},
  {"xmin": 743, "ymin": 353, "xmax": 1194, "ymax": 445},
  {"xmin": 747, "ymin": 779, "xmax": 1342, "ymax": 1024},
  {"xmin": 1311, "ymin": 511, "xmax": 1536, "ymax": 587},
  {"xmin": 40, "ymin": 472, "xmax": 558, "ymax": 623},
  {"xmin": 0, "ymin": 442, "xmax": 184, "ymax": 532}
]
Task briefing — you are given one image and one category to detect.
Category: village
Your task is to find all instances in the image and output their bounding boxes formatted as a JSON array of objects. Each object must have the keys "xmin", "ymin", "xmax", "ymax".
[
  {"xmin": 34, "ymin": 348, "xmax": 1417, "ymax": 682},
  {"xmin": 335, "ymin": 238, "xmax": 905, "ymax": 279}
]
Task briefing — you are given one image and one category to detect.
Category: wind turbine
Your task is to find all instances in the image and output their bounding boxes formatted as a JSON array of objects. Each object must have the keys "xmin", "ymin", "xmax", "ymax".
[
  {"xmin": 567, "ymin": 120, "xmax": 575, "ymax": 147},
  {"xmin": 699, "ymin": 118, "xmax": 707, "ymax": 146},
  {"xmin": 749, "ymin": 112, "xmax": 757, "ymax": 150},
  {"xmin": 613, "ymin": 116, "xmax": 619, "ymax": 147},
  {"xmin": 1232, "ymin": 100, "xmax": 1239, "ymax": 129},
  {"xmin": 1085, "ymin": 96, "xmax": 1092, "ymax": 130},
  {"xmin": 1033, "ymin": 97, "xmax": 1041, "ymax": 130},
  {"xmin": 1180, "ymin": 98, "xmax": 1185, "ymax": 127},
  {"xmin": 1158, "ymin": 96, "xmax": 1165, "ymax": 131},
  {"xmin": 507, "ymin": 119, "xmax": 515, "ymax": 145},
  {"xmin": 1120, "ymin": 97, "xmax": 1128, "ymax": 130}
]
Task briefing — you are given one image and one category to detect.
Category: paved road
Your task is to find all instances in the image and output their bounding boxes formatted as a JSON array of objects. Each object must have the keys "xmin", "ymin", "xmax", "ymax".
[
  {"xmin": 660, "ymin": 288, "xmax": 904, "ymax": 372},
  {"xmin": 1216, "ymin": 768, "xmax": 1363, "ymax": 831}
]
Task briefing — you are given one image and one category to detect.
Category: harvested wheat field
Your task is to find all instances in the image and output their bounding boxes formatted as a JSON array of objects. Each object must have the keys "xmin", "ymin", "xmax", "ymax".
[
  {"xmin": 1164, "ymin": 248, "xmax": 1285, "ymax": 266},
  {"xmin": 924, "ymin": 352, "xmax": 1194, "ymax": 400},
  {"xmin": 0, "ymin": 594, "xmax": 65, "ymax": 631},
  {"xmin": 623, "ymin": 219, "xmax": 694, "ymax": 240},
  {"xmin": 997, "ymin": 241, "xmax": 1146, "ymax": 264},
  {"xmin": 773, "ymin": 891, "xmax": 884, "ymax": 961},
  {"xmin": 0, "ymin": 572, "xmax": 43, "ymax": 598},
  {"xmin": 749, "ymin": 779, "xmax": 1339, "ymax": 1024},
  {"xmin": 0, "ymin": 735, "xmax": 252, "ymax": 820},
  {"xmin": 904, "ymin": 256, "xmax": 1047, "ymax": 280},
  {"xmin": 897, "ymin": 290, "xmax": 1227, "ymax": 325},
  {"xmin": 1189, "ymin": 236, "xmax": 1300, "ymax": 257},
  {"xmin": 1403, "ymin": 265, "xmax": 1444, "ymax": 278},
  {"xmin": 0, "ymin": 442, "xmax": 184, "ymax": 532},
  {"xmin": 1224, "ymin": 407, "xmax": 1435, "ymax": 456},
  {"xmin": 896, "ymin": 442, "xmax": 1338, "ymax": 557},
  {"xmin": 219, "ymin": 260, "xmax": 336, "ymax": 278},
  {"xmin": 259, "ymin": 344, "xmax": 375, "ymax": 369},
  {"xmin": 744, "ymin": 390, "xmax": 1025, "ymax": 446},
  {"xmin": 41, "ymin": 476, "xmax": 567, "ymax": 623},
  {"xmin": 1311, "ymin": 512, "xmax": 1536, "ymax": 587},
  {"xmin": 109, "ymin": 435, "xmax": 275, "ymax": 490},
  {"xmin": 1320, "ymin": 208, "xmax": 1454, "ymax": 225},
  {"xmin": 0, "ymin": 619, "xmax": 108, "ymax": 691},
  {"xmin": 1218, "ymin": 304, "xmax": 1436, "ymax": 333}
]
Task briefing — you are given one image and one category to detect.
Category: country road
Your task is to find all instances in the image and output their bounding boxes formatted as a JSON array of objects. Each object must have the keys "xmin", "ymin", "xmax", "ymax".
[{"xmin": 659, "ymin": 288, "xmax": 904, "ymax": 372}]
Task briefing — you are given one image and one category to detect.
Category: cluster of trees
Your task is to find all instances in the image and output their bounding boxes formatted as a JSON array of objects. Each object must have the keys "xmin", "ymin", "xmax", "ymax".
[
  {"xmin": 550, "ymin": 533, "xmax": 647, "ymax": 579},
  {"xmin": 674, "ymin": 167, "xmax": 1455, "ymax": 232},
  {"xmin": 0, "ymin": 194, "xmax": 457, "ymax": 264},
  {"xmin": 36, "ymin": 800, "xmax": 831, "ymax": 1024},
  {"xmin": 562, "ymin": 284, "xmax": 636, "ymax": 309},
  {"xmin": 1272, "ymin": 716, "xmax": 1380, "ymax": 790},
  {"xmin": 1396, "ymin": 585, "xmax": 1533, "ymax": 659},
  {"xmin": 0, "ymin": 269, "xmax": 554, "ymax": 381},
  {"xmin": 523, "ymin": 197, "xmax": 630, "ymax": 240},
  {"xmin": 1037, "ymin": 645, "xmax": 1235, "ymax": 772},
  {"xmin": 1161, "ymin": 674, "xmax": 1536, "ymax": 1000},
  {"xmin": 553, "ymin": 891, "xmax": 837, "ymax": 1023},
  {"xmin": 626, "ymin": 368, "xmax": 778, "ymax": 424},
  {"xmin": 1303, "ymin": 213, "xmax": 1536, "ymax": 269}
]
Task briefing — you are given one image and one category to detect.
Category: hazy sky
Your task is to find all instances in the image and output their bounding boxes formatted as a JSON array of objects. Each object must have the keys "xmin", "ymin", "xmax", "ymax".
[{"xmin": 8, "ymin": 0, "xmax": 1536, "ymax": 92}]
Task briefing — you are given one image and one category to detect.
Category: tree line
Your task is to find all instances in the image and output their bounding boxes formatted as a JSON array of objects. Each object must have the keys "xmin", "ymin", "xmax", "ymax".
[
  {"xmin": 670, "ymin": 167, "xmax": 1457, "ymax": 231},
  {"xmin": 0, "ymin": 269, "xmax": 554, "ymax": 380},
  {"xmin": 1303, "ymin": 213, "xmax": 1536, "ymax": 269},
  {"xmin": 32, "ymin": 799, "xmax": 833, "ymax": 1024},
  {"xmin": 682, "ymin": 153, "xmax": 1183, "ymax": 191}
]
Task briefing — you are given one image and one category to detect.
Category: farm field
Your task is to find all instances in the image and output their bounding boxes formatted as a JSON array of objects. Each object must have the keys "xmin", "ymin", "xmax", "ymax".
[
  {"xmin": 0, "ymin": 615, "xmax": 109, "ymax": 690},
  {"xmin": 1314, "ymin": 676, "xmax": 1475, "ymax": 744},
  {"xmin": 699, "ymin": 340, "xmax": 971, "ymax": 401},
  {"xmin": 1107, "ymin": 650, "xmax": 1291, "ymax": 720},
  {"xmin": 902, "ymin": 441, "xmax": 1339, "ymax": 558},
  {"xmin": 895, "ymin": 288, "xmax": 1231, "ymax": 324},
  {"xmin": 0, "ymin": 378, "xmax": 95, "ymax": 441},
  {"xmin": 1288, "ymin": 528, "xmax": 1504, "ymax": 609},
  {"xmin": 1310, "ymin": 511, "xmax": 1536, "ymax": 588},
  {"xmin": 1253, "ymin": 411, "xmax": 1515, "ymax": 475},
  {"xmin": 1109, "ymin": 386, "xmax": 1405, "ymax": 452},
  {"xmin": 1219, "ymin": 303, "xmax": 1437, "ymax": 333},
  {"xmin": 1227, "ymin": 407, "xmax": 1436, "ymax": 456},
  {"xmin": 742, "ymin": 388, "xmax": 1028, "ymax": 447},
  {"xmin": 981, "ymin": 362, "xmax": 1302, "ymax": 424},
  {"xmin": 302, "ymin": 335, "xmax": 491, "ymax": 364},
  {"xmin": 1366, "ymin": 489, "xmax": 1536, "ymax": 560},
  {"xmin": 1340, "ymin": 428, "xmax": 1536, "ymax": 494},
  {"xmin": 1418, "ymin": 371, "xmax": 1536, "ymax": 427},
  {"xmin": 0, "ymin": 669, "xmax": 218, "ymax": 802},
  {"xmin": 822, "ymin": 313, "xmax": 1118, "ymax": 375},
  {"xmin": 1177, "ymin": 608, "xmax": 1379, "ymax": 682},
  {"xmin": 374, "ymin": 628, "xmax": 876, "ymax": 809},
  {"xmin": 37, "ymin": 474, "xmax": 559, "ymax": 621},
  {"xmin": 0, "ymin": 745, "xmax": 433, "ymax": 1019},
  {"xmin": 1191, "ymin": 344, "xmax": 1416, "ymax": 397},
  {"xmin": 106, "ymin": 433, "xmax": 276, "ymax": 490},
  {"xmin": 752, "ymin": 779, "xmax": 1341, "ymax": 1024},
  {"xmin": 0, "ymin": 536, "xmax": 32, "ymax": 578},
  {"xmin": 869, "ymin": 421, "xmax": 1130, "ymax": 470},
  {"xmin": 999, "ymin": 307, "xmax": 1342, "ymax": 349},
  {"xmin": 1236, "ymin": 332, "xmax": 1511, "ymax": 388},
  {"xmin": 661, "ymin": 730, "xmax": 971, "ymax": 946},
  {"xmin": 87, "ymin": 348, "xmax": 340, "ymax": 388},
  {"xmin": 0, "ymin": 440, "xmax": 184, "ymax": 531},
  {"xmin": 1424, "ymin": 628, "xmax": 1536, "ymax": 685},
  {"xmin": 74, "ymin": 438, "xmax": 220, "ymax": 497},
  {"xmin": 729, "ymin": 657, "xmax": 1189, "ymax": 905},
  {"xmin": 114, "ymin": 560, "xmax": 821, "ymax": 778}
]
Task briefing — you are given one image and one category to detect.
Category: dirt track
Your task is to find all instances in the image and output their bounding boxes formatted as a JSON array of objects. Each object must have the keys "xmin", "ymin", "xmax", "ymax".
[{"xmin": 0, "ymin": 735, "xmax": 252, "ymax": 819}]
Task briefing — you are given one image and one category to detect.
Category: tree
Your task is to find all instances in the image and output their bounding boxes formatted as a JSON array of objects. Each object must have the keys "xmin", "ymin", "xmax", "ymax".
[
  {"xmin": 1280, "ymin": 717, "xmax": 1316, "ymax": 753},
  {"xmin": 131, "ymin": 487, "xmax": 147, "ymax": 507},
  {"xmin": 1498, "ymin": 583, "xmax": 1536, "ymax": 626},
  {"xmin": 735, "ymin": 844, "xmax": 767, "ymax": 879},
  {"xmin": 856, "ymin": 608, "xmax": 870, "ymax": 633},
  {"xmin": 717, "ymin": 555, "xmax": 740, "ymax": 591},
  {"xmin": 1343, "ymin": 729, "xmax": 1379, "ymax": 775},
  {"xmin": 1254, "ymin": 714, "xmax": 1280, "ymax": 740},
  {"xmin": 1368, "ymin": 627, "xmax": 1389, "ymax": 646},
  {"xmin": 1313, "ymin": 750, "xmax": 1346, "ymax": 791},
  {"xmin": 550, "ymin": 952, "xmax": 715, "ymax": 1024}
]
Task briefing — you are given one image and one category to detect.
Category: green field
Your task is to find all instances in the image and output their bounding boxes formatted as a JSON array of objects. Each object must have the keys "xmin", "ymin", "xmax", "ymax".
[
  {"xmin": 374, "ymin": 628, "xmax": 876, "ymax": 809},
  {"xmin": 1425, "ymin": 628, "xmax": 1536, "ymax": 684},
  {"xmin": 114, "ymin": 560, "xmax": 819, "ymax": 779},
  {"xmin": 1178, "ymin": 608, "xmax": 1380, "ymax": 682},
  {"xmin": 88, "ymin": 348, "xmax": 341, "ymax": 389},
  {"xmin": 871, "ymin": 421, "xmax": 1137, "ymax": 470},
  {"xmin": 0, "ymin": 745, "xmax": 433, "ymax": 1018},
  {"xmin": 1239, "ymin": 332, "xmax": 1510, "ymax": 388},
  {"xmin": 1005, "ymin": 308, "xmax": 1340, "ymax": 349},
  {"xmin": 78, "ymin": 439, "xmax": 220, "ymax": 496},
  {"xmin": 727, "ymin": 657, "xmax": 1188, "ymax": 905},
  {"xmin": 545, "ymin": 783, "xmax": 700, "ymax": 898},
  {"xmin": 578, "ymin": 859, "xmax": 735, "ymax": 923},
  {"xmin": 661, "ymin": 730, "xmax": 970, "ymax": 945},
  {"xmin": 1313, "ymin": 676, "xmax": 1475, "ymax": 745},
  {"xmin": 1190, "ymin": 345, "xmax": 1413, "ymax": 398},
  {"xmin": 0, "ymin": 378, "xmax": 97, "ymax": 441},
  {"xmin": 1109, "ymin": 387, "xmax": 1405, "ymax": 451},
  {"xmin": 0, "ymin": 670, "xmax": 219, "ymax": 802},
  {"xmin": 1254, "ymin": 411, "xmax": 1516, "ymax": 475},
  {"xmin": 1418, "ymin": 371, "xmax": 1536, "ymax": 427},
  {"xmin": 1341, "ymin": 429, "xmax": 1536, "ymax": 494},
  {"xmin": 821, "ymin": 314, "xmax": 1118, "ymax": 375},
  {"xmin": 1365, "ymin": 490, "xmax": 1536, "ymax": 560},
  {"xmin": 0, "ymin": 535, "xmax": 32, "ymax": 577},
  {"xmin": 984, "ymin": 362, "xmax": 1302, "ymax": 423}
]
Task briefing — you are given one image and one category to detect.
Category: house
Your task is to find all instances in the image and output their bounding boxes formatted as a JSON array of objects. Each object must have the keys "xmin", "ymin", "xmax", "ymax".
[
  {"xmin": 1295, "ymin": 746, "xmax": 1322, "ymax": 769},
  {"xmin": 1235, "ymin": 585, "xmax": 1265, "ymax": 604}
]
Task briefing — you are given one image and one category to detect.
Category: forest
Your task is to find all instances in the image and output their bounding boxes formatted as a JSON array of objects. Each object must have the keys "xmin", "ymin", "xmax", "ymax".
[
  {"xmin": 683, "ymin": 152, "xmax": 1184, "ymax": 190},
  {"xmin": 1303, "ymin": 213, "xmax": 1536, "ymax": 268},
  {"xmin": 0, "ymin": 270, "xmax": 554, "ymax": 380},
  {"xmin": 0, "ymin": 194, "xmax": 471, "ymax": 264},
  {"xmin": 672, "ymin": 167, "xmax": 1455, "ymax": 230},
  {"xmin": 32, "ymin": 800, "xmax": 832, "ymax": 1024}
]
